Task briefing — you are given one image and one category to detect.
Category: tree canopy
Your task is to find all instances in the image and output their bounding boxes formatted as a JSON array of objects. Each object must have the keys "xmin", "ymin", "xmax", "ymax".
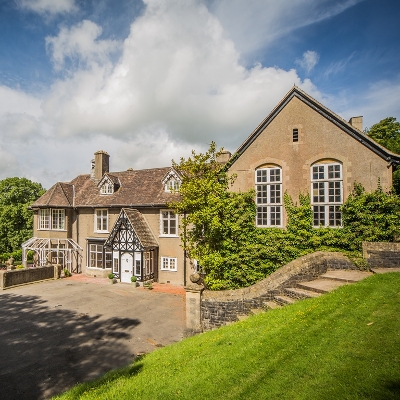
[
  {"xmin": 0, "ymin": 177, "xmax": 45, "ymax": 254},
  {"xmin": 365, "ymin": 117, "xmax": 400, "ymax": 194},
  {"xmin": 366, "ymin": 117, "xmax": 400, "ymax": 154}
]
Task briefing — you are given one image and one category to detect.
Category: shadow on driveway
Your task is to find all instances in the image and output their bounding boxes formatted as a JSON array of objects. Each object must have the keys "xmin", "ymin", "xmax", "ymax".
[{"xmin": 0, "ymin": 291, "xmax": 140, "ymax": 399}]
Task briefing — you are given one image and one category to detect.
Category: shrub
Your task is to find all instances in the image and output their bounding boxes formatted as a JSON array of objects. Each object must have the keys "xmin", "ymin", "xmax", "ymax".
[{"xmin": 108, "ymin": 273, "xmax": 114, "ymax": 280}]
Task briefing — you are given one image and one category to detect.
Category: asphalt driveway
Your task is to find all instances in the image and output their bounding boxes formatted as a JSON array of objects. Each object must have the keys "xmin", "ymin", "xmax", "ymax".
[{"xmin": 0, "ymin": 277, "xmax": 186, "ymax": 399}]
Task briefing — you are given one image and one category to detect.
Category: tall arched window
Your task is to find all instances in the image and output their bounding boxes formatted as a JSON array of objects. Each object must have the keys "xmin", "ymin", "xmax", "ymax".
[
  {"xmin": 256, "ymin": 167, "xmax": 282, "ymax": 227},
  {"xmin": 311, "ymin": 162, "xmax": 342, "ymax": 227}
]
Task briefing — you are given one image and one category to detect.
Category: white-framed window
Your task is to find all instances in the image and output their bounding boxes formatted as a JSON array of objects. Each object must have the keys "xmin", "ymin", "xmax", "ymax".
[
  {"xmin": 160, "ymin": 210, "xmax": 178, "ymax": 236},
  {"xmin": 255, "ymin": 167, "xmax": 282, "ymax": 227},
  {"xmin": 88, "ymin": 243, "xmax": 112, "ymax": 269},
  {"xmin": 161, "ymin": 256, "xmax": 177, "ymax": 271},
  {"xmin": 95, "ymin": 209, "xmax": 108, "ymax": 232},
  {"xmin": 164, "ymin": 178, "xmax": 181, "ymax": 193},
  {"xmin": 38, "ymin": 208, "xmax": 65, "ymax": 230},
  {"xmin": 100, "ymin": 181, "xmax": 114, "ymax": 195},
  {"xmin": 52, "ymin": 209, "xmax": 65, "ymax": 230},
  {"xmin": 311, "ymin": 163, "xmax": 343, "ymax": 227},
  {"xmin": 39, "ymin": 209, "xmax": 50, "ymax": 230}
]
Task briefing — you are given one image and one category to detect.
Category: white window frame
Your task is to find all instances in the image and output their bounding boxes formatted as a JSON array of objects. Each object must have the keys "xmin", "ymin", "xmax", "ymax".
[
  {"xmin": 161, "ymin": 256, "xmax": 177, "ymax": 271},
  {"xmin": 160, "ymin": 210, "xmax": 178, "ymax": 237},
  {"xmin": 255, "ymin": 167, "xmax": 283, "ymax": 227},
  {"xmin": 94, "ymin": 209, "xmax": 108, "ymax": 233},
  {"xmin": 311, "ymin": 163, "xmax": 343, "ymax": 227},
  {"xmin": 38, "ymin": 209, "xmax": 50, "ymax": 230},
  {"xmin": 164, "ymin": 178, "xmax": 181, "ymax": 193},
  {"xmin": 88, "ymin": 242, "xmax": 112, "ymax": 269},
  {"xmin": 100, "ymin": 181, "xmax": 114, "ymax": 195},
  {"xmin": 38, "ymin": 208, "xmax": 66, "ymax": 230},
  {"xmin": 51, "ymin": 209, "xmax": 65, "ymax": 230}
]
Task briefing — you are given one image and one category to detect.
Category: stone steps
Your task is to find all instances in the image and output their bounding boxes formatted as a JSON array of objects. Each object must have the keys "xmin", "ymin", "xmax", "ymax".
[
  {"xmin": 371, "ymin": 267, "xmax": 400, "ymax": 274},
  {"xmin": 284, "ymin": 287, "xmax": 322, "ymax": 300},
  {"xmin": 320, "ymin": 269, "xmax": 373, "ymax": 282},
  {"xmin": 296, "ymin": 278, "xmax": 347, "ymax": 294},
  {"xmin": 274, "ymin": 295, "xmax": 296, "ymax": 306}
]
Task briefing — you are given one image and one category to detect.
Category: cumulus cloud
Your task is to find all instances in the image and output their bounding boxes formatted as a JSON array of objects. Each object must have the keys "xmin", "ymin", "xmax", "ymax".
[
  {"xmin": 41, "ymin": 0, "xmax": 319, "ymax": 148},
  {"xmin": 1, "ymin": 0, "xmax": 374, "ymax": 188},
  {"xmin": 18, "ymin": 0, "xmax": 77, "ymax": 15},
  {"xmin": 45, "ymin": 20, "xmax": 121, "ymax": 71},
  {"xmin": 295, "ymin": 50, "xmax": 320, "ymax": 74}
]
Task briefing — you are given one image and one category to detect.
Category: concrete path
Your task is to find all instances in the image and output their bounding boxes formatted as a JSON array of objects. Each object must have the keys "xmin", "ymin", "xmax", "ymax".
[{"xmin": 0, "ymin": 276, "xmax": 186, "ymax": 400}]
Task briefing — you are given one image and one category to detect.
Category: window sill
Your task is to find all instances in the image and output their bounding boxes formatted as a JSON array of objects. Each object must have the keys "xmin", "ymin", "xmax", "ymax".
[
  {"xmin": 159, "ymin": 234, "xmax": 179, "ymax": 238},
  {"xmin": 94, "ymin": 231, "xmax": 109, "ymax": 234},
  {"xmin": 38, "ymin": 229, "xmax": 67, "ymax": 231},
  {"xmin": 160, "ymin": 269, "xmax": 177, "ymax": 272}
]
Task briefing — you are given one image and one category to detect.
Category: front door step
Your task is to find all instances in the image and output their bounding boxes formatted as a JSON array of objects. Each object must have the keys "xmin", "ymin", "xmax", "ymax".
[
  {"xmin": 297, "ymin": 278, "xmax": 347, "ymax": 294},
  {"xmin": 320, "ymin": 269, "xmax": 373, "ymax": 282}
]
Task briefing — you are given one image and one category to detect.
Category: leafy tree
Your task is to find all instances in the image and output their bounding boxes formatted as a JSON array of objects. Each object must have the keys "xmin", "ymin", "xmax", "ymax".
[
  {"xmin": 365, "ymin": 117, "xmax": 400, "ymax": 193},
  {"xmin": 0, "ymin": 177, "xmax": 46, "ymax": 254},
  {"xmin": 366, "ymin": 117, "xmax": 400, "ymax": 154}
]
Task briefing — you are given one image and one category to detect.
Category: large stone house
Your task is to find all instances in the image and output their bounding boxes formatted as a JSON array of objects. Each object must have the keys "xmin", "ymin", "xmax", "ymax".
[
  {"xmin": 226, "ymin": 86, "xmax": 400, "ymax": 228},
  {"xmin": 23, "ymin": 86, "xmax": 400, "ymax": 284},
  {"xmin": 24, "ymin": 151, "xmax": 188, "ymax": 285}
]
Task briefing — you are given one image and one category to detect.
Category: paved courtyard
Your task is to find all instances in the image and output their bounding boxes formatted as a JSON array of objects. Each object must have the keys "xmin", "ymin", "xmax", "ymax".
[{"xmin": 0, "ymin": 276, "xmax": 186, "ymax": 400}]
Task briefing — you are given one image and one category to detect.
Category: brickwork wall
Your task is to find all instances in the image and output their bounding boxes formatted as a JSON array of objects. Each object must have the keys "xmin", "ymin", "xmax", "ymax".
[
  {"xmin": 362, "ymin": 242, "xmax": 400, "ymax": 268},
  {"xmin": 0, "ymin": 266, "xmax": 58, "ymax": 289},
  {"xmin": 200, "ymin": 252, "xmax": 355, "ymax": 331}
]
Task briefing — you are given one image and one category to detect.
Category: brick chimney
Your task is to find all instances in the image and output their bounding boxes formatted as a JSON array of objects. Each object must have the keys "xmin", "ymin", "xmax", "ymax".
[
  {"xmin": 349, "ymin": 116, "xmax": 363, "ymax": 132},
  {"xmin": 92, "ymin": 150, "xmax": 110, "ymax": 180}
]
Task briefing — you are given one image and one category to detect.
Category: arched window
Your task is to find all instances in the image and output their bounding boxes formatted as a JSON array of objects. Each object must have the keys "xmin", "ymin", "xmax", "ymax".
[
  {"xmin": 311, "ymin": 162, "xmax": 342, "ymax": 227},
  {"xmin": 255, "ymin": 167, "xmax": 282, "ymax": 227}
]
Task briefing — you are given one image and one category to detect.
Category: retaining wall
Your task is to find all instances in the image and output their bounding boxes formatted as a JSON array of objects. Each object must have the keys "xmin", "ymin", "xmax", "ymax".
[
  {"xmin": 200, "ymin": 251, "xmax": 355, "ymax": 331},
  {"xmin": 0, "ymin": 265, "xmax": 61, "ymax": 289},
  {"xmin": 362, "ymin": 242, "xmax": 400, "ymax": 268}
]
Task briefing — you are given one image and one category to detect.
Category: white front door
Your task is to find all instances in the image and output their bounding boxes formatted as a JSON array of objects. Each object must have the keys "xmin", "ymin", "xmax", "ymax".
[{"xmin": 120, "ymin": 252, "xmax": 133, "ymax": 283}]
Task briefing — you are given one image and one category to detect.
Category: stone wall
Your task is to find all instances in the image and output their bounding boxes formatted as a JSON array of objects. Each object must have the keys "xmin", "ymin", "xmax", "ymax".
[
  {"xmin": 0, "ymin": 265, "xmax": 60, "ymax": 289},
  {"xmin": 362, "ymin": 242, "xmax": 400, "ymax": 268},
  {"xmin": 200, "ymin": 252, "xmax": 355, "ymax": 331}
]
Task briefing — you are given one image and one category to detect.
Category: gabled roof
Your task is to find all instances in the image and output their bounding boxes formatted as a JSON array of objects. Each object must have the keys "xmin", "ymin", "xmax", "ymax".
[
  {"xmin": 161, "ymin": 167, "xmax": 181, "ymax": 185},
  {"xmin": 31, "ymin": 167, "xmax": 180, "ymax": 208},
  {"xmin": 227, "ymin": 86, "xmax": 400, "ymax": 169},
  {"xmin": 31, "ymin": 182, "xmax": 74, "ymax": 207},
  {"xmin": 104, "ymin": 208, "xmax": 158, "ymax": 250},
  {"xmin": 98, "ymin": 173, "xmax": 120, "ymax": 188},
  {"xmin": 123, "ymin": 209, "xmax": 159, "ymax": 248}
]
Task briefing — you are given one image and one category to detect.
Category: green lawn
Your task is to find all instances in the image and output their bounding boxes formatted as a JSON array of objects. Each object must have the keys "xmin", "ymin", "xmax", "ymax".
[{"xmin": 54, "ymin": 273, "xmax": 400, "ymax": 400}]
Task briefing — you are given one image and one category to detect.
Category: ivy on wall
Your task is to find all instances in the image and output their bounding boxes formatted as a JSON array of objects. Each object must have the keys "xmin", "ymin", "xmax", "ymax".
[{"xmin": 170, "ymin": 145, "xmax": 400, "ymax": 291}]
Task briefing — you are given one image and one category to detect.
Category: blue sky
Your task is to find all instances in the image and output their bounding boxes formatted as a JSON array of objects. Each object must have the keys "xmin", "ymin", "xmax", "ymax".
[{"xmin": 0, "ymin": 0, "xmax": 399, "ymax": 188}]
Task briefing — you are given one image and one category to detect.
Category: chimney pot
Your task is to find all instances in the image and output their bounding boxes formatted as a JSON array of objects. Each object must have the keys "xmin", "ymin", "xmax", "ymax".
[{"xmin": 349, "ymin": 116, "xmax": 363, "ymax": 132}]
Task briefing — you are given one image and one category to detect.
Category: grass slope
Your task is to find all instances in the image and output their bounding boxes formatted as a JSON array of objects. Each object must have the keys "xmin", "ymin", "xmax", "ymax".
[{"xmin": 55, "ymin": 273, "xmax": 400, "ymax": 400}]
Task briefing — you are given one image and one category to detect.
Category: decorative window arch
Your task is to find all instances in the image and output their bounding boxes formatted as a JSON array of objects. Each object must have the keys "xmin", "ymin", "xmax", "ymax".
[
  {"xmin": 311, "ymin": 161, "xmax": 343, "ymax": 227},
  {"xmin": 255, "ymin": 166, "xmax": 282, "ymax": 227}
]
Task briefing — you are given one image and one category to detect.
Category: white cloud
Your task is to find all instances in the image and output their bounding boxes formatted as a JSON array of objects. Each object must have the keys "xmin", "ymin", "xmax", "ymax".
[
  {"xmin": 41, "ymin": 0, "xmax": 320, "ymax": 148},
  {"xmin": 333, "ymin": 79, "xmax": 400, "ymax": 129},
  {"xmin": 208, "ymin": 0, "xmax": 364, "ymax": 59},
  {"xmin": 295, "ymin": 50, "xmax": 320, "ymax": 74},
  {"xmin": 18, "ymin": 0, "xmax": 77, "ymax": 15},
  {"xmin": 45, "ymin": 20, "xmax": 121, "ymax": 71}
]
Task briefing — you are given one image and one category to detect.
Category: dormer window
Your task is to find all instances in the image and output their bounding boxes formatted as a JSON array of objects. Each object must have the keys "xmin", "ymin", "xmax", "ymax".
[
  {"xmin": 162, "ymin": 168, "xmax": 181, "ymax": 193},
  {"xmin": 98, "ymin": 174, "xmax": 120, "ymax": 195},
  {"xmin": 100, "ymin": 182, "xmax": 114, "ymax": 195},
  {"xmin": 165, "ymin": 178, "xmax": 180, "ymax": 193}
]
